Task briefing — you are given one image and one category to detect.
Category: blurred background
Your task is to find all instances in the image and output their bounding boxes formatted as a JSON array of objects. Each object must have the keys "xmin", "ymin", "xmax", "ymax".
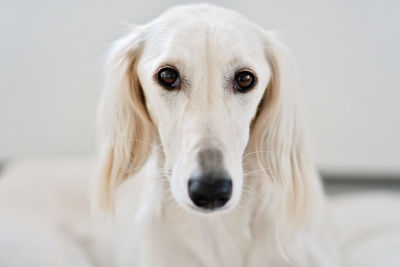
[{"xmin": 1, "ymin": 0, "xmax": 399, "ymax": 192}]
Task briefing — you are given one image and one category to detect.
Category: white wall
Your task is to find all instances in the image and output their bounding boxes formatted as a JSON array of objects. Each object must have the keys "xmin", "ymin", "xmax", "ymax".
[{"xmin": 1, "ymin": 0, "xmax": 399, "ymax": 173}]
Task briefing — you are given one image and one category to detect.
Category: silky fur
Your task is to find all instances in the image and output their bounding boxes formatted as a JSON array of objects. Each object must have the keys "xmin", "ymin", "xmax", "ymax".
[{"xmin": 92, "ymin": 4, "xmax": 340, "ymax": 267}]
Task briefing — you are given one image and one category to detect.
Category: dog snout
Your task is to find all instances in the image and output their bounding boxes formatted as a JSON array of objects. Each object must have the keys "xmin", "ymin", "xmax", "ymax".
[
  {"xmin": 188, "ymin": 173, "xmax": 232, "ymax": 210},
  {"xmin": 187, "ymin": 148, "xmax": 232, "ymax": 210}
]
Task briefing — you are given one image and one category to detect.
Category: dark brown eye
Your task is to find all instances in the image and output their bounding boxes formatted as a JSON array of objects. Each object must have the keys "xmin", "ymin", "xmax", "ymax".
[
  {"xmin": 234, "ymin": 71, "xmax": 256, "ymax": 92},
  {"xmin": 157, "ymin": 67, "xmax": 180, "ymax": 89}
]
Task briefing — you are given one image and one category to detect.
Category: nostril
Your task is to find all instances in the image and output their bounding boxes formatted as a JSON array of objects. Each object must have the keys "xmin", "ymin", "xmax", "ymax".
[{"xmin": 188, "ymin": 177, "xmax": 232, "ymax": 210}]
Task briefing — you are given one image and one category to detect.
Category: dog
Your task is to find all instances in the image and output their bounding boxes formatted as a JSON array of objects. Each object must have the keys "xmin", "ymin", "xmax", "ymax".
[
  {"xmin": 2, "ymin": 4, "xmax": 400, "ymax": 267},
  {"xmin": 91, "ymin": 4, "xmax": 340, "ymax": 267}
]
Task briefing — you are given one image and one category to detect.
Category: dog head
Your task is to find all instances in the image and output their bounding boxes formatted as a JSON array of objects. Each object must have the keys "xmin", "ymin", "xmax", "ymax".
[{"xmin": 94, "ymin": 4, "xmax": 317, "ymax": 221}]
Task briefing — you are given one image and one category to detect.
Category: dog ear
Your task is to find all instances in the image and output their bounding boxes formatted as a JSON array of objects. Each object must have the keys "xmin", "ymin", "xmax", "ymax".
[
  {"xmin": 92, "ymin": 27, "xmax": 153, "ymax": 211},
  {"xmin": 248, "ymin": 31, "xmax": 323, "ymax": 229}
]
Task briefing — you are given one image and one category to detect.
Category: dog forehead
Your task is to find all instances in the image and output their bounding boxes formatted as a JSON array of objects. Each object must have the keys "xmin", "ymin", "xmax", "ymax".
[{"xmin": 141, "ymin": 12, "xmax": 265, "ymax": 73}]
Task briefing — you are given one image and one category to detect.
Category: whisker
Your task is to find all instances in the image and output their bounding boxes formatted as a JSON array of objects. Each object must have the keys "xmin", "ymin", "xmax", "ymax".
[
  {"xmin": 242, "ymin": 150, "xmax": 278, "ymax": 161},
  {"xmin": 115, "ymin": 136, "xmax": 165, "ymax": 153},
  {"xmin": 243, "ymin": 169, "xmax": 269, "ymax": 176}
]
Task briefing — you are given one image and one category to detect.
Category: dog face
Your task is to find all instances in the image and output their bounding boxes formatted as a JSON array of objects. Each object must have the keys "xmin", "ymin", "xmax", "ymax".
[
  {"xmin": 136, "ymin": 9, "xmax": 271, "ymax": 212},
  {"xmin": 95, "ymin": 4, "xmax": 314, "ymax": 220}
]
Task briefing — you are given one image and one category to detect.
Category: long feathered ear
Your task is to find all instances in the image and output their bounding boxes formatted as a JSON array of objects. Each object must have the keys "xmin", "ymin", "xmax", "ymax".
[
  {"xmin": 248, "ymin": 31, "xmax": 323, "ymax": 229},
  {"xmin": 92, "ymin": 28, "xmax": 153, "ymax": 211}
]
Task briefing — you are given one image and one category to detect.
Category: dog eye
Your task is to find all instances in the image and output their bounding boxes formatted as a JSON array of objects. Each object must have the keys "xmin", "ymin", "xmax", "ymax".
[
  {"xmin": 234, "ymin": 71, "xmax": 256, "ymax": 93},
  {"xmin": 157, "ymin": 67, "xmax": 180, "ymax": 89}
]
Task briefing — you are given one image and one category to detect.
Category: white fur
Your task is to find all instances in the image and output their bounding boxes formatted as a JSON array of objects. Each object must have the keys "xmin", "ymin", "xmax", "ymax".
[
  {"xmin": 92, "ymin": 4, "xmax": 337, "ymax": 266},
  {"xmin": 1, "ymin": 4, "xmax": 400, "ymax": 267}
]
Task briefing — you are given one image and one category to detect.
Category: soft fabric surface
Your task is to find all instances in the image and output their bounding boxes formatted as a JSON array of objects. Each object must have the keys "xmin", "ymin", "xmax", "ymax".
[
  {"xmin": 0, "ymin": 158, "xmax": 399, "ymax": 266},
  {"xmin": 329, "ymin": 193, "xmax": 400, "ymax": 267}
]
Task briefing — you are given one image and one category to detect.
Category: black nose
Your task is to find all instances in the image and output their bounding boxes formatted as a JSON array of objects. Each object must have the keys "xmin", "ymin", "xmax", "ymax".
[{"xmin": 188, "ymin": 174, "xmax": 232, "ymax": 210}]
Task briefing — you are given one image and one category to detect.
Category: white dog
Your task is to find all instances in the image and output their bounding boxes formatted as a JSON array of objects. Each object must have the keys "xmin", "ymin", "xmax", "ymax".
[
  {"xmin": 92, "ymin": 4, "xmax": 339, "ymax": 267},
  {"xmin": 1, "ymin": 4, "xmax": 400, "ymax": 267}
]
